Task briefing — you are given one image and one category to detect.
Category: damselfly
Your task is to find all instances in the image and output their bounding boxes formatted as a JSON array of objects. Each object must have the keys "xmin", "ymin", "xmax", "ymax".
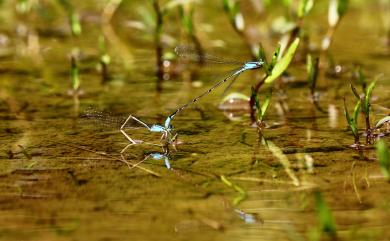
[
  {"xmin": 83, "ymin": 47, "xmax": 263, "ymax": 150},
  {"xmin": 81, "ymin": 108, "xmax": 177, "ymax": 153},
  {"xmin": 163, "ymin": 45, "xmax": 265, "ymax": 128}
]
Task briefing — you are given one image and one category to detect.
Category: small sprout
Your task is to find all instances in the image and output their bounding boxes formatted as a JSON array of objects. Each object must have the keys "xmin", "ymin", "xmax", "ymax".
[
  {"xmin": 220, "ymin": 175, "xmax": 247, "ymax": 206},
  {"xmin": 267, "ymin": 141, "xmax": 300, "ymax": 186},
  {"xmin": 16, "ymin": 0, "xmax": 31, "ymax": 14},
  {"xmin": 99, "ymin": 35, "xmax": 111, "ymax": 64},
  {"xmin": 71, "ymin": 54, "xmax": 80, "ymax": 91},
  {"xmin": 251, "ymin": 87, "xmax": 272, "ymax": 126},
  {"xmin": 281, "ymin": 0, "xmax": 293, "ymax": 8},
  {"xmin": 57, "ymin": 0, "xmax": 82, "ymax": 36},
  {"xmin": 322, "ymin": 0, "xmax": 349, "ymax": 51},
  {"xmin": 348, "ymin": 79, "xmax": 377, "ymax": 145},
  {"xmin": 343, "ymin": 97, "xmax": 361, "ymax": 145},
  {"xmin": 349, "ymin": 81, "xmax": 361, "ymax": 100},
  {"xmin": 363, "ymin": 80, "xmax": 376, "ymax": 119},
  {"xmin": 99, "ymin": 35, "xmax": 111, "ymax": 82},
  {"xmin": 178, "ymin": 5, "xmax": 194, "ymax": 36},
  {"xmin": 70, "ymin": 12, "xmax": 82, "ymax": 36},
  {"xmin": 375, "ymin": 116, "xmax": 390, "ymax": 129},
  {"xmin": 314, "ymin": 190, "xmax": 337, "ymax": 238},
  {"xmin": 328, "ymin": 0, "xmax": 349, "ymax": 28},
  {"xmin": 352, "ymin": 65, "xmax": 367, "ymax": 92},
  {"xmin": 222, "ymin": 0, "xmax": 245, "ymax": 32},
  {"xmin": 297, "ymin": 0, "xmax": 314, "ymax": 19},
  {"xmin": 264, "ymin": 38, "xmax": 300, "ymax": 84},
  {"xmin": 178, "ymin": 4, "xmax": 204, "ymax": 64},
  {"xmin": 306, "ymin": 54, "xmax": 319, "ymax": 98},
  {"xmin": 376, "ymin": 140, "xmax": 390, "ymax": 181}
]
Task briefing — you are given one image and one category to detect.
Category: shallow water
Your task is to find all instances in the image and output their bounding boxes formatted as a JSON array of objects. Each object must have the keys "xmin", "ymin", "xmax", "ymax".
[{"xmin": 0, "ymin": 1, "xmax": 390, "ymax": 241}]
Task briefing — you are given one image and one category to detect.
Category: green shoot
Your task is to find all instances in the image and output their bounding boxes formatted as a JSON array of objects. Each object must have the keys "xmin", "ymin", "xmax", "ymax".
[
  {"xmin": 264, "ymin": 38, "xmax": 300, "ymax": 84},
  {"xmin": 222, "ymin": 0, "xmax": 260, "ymax": 59},
  {"xmin": 258, "ymin": 43, "xmax": 281, "ymax": 76},
  {"xmin": 16, "ymin": 0, "xmax": 31, "ymax": 14},
  {"xmin": 99, "ymin": 35, "xmax": 111, "ymax": 82},
  {"xmin": 363, "ymin": 81, "xmax": 376, "ymax": 119},
  {"xmin": 57, "ymin": 0, "xmax": 82, "ymax": 36},
  {"xmin": 348, "ymin": 79, "xmax": 376, "ymax": 144},
  {"xmin": 376, "ymin": 140, "xmax": 390, "ymax": 181},
  {"xmin": 314, "ymin": 190, "xmax": 337, "ymax": 238},
  {"xmin": 222, "ymin": 0, "xmax": 244, "ymax": 32},
  {"xmin": 306, "ymin": 54, "xmax": 319, "ymax": 97},
  {"xmin": 267, "ymin": 141, "xmax": 300, "ymax": 186},
  {"xmin": 343, "ymin": 98, "xmax": 360, "ymax": 144},
  {"xmin": 178, "ymin": 5, "xmax": 194, "ymax": 36},
  {"xmin": 349, "ymin": 81, "xmax": 361, "ymax": 100},
  {"xmin": 71, "ymin": 54, "xmax": 80, "ymax": 91},
  {"xmin": 322, "ymin": 0, "xmax": 349, "ymax": 51},
  {"xmin": 220, "ymin": 175, "xmax": 247, "ymax": 206},
  {"xmin": 99, "ymin": 35, "xmax": 111, "ymax": 66},
  {"xmin": 375, "ymin": 116, "xmax": 390, "ymax": 129},
  {"xmin": 328, "ymin": 0, "xmax": 349, "ymax": 28},
  {"xmin": 251, "ymin": 87, "xmax": 272, "ymax": 125},
  {"xmin": 352, "ymin": 65, "xmax": 367, "ymax": 92},
  {"xmin": 178, "ymin": 4, "xmax": 204, "ymax": 64},
  {"xmin": 297, "ymin": 0, "xmax": 314, "ymax": 19},
  {"xmin": 70, "ymin": 12, "xmax": 82, "ymax": 36}
]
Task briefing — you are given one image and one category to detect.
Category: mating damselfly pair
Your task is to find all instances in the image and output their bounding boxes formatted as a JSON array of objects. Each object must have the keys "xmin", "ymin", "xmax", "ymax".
[{"xmin": 84, "ymin": 45, "xmax": 265, "ymax": 151}]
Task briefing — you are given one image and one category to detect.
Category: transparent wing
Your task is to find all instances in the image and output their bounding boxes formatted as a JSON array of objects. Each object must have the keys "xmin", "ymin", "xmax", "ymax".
[
  {"xmin": 80, "ymin": 107, "xmax": 148, "ymax": 130},
  {"xmin": 175, "ymin": 45, "xmax": 244, "ymax": 66}
]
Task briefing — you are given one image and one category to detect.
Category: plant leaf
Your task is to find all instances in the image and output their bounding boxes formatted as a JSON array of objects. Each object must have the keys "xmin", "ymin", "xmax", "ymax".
[
  {"xmin": 265, "ymin": 38, "xmax": 300, "ymax": 84},
  {"xmin": 349, "ymin": 81, "xmax": 361, "ymax": 100},
  {"xmin": 337, "ymin": 0, "xmax": 349, "ymax": 17},
  {"xmin": 375, "ymin": 116, "xmax": 390, "ymax": 129},
  {"xmin": 314, "ymin": 190, "xmax": 337, "ymax": 236},
  {"xmin": 376, "ymin": 140, "xmax": 390, "ymax": 181},
  {"xmin": 352, "ymin": 99, "xmax": 361, "ymax": 129},
  {"xmin": 260, "ymin": 90, "xmax": 272, "ymax": 120},
  {"xmin": 364, "ymin": 81, "xmax": 376, "ymax": 115},
  {"xmin": 297, "ymin": 0, "xmax": 314, "ymax": 18},
  {"xmin": 307, "ymin": 54, "xmax": 319, "ymax": 92},
  {"xmin": 270, "ymin": 43, "xmax": 281, "ymax": 68}
]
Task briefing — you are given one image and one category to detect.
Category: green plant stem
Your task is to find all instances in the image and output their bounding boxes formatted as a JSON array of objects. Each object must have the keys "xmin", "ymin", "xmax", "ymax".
[{"xmin": 153, "ymin": 0, "xmax": 164, "ymax": 91}]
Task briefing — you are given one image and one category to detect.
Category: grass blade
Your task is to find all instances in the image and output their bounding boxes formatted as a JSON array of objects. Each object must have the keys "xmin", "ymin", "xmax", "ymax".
[
  {"xmin": 314, "ymin": 190, "xmax": 337, "ymax": 237},
  {"xmin": 265, "ymin": 38, "xmax": 300, "ymax": 84},
  {"xmin": 376, "ymin": 140, "xmax": 390, "ymax": 181},
  {"xmin": 364, "ymin": 81, "xmax": 376, "ymax": 114}
]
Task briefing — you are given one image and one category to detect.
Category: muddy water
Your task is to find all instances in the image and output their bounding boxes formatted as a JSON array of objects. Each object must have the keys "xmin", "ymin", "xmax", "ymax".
[{"xmin": 0, "ymin": 1, "xmax": 390, "ymax": 241}]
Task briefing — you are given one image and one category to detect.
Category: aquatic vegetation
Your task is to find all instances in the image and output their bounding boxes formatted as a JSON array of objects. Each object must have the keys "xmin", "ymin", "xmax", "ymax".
[
  {"xmin": 375, "ymin": 116, "xmax": 390, "ymax": 131},
  {"xmin": 267, "ymin": 141, "xmax": 300, "ymax": 186},
  {"xmin": 98, "ymin": 35, "xmax": 111, "ymax": 83},
  {"xmin": 70, "ymin": 52, "xmax": 80, "ymax": 94},
  {"xmin": 57, "ymin": 0, "xmax": 82, "ymax": 36},
  {"xmin": 314, "ymin": 190, "xmax": 337, "ymax": 239},
  {"xmin": 220, "ymin": 175, "xmax": 247, "ymax": 206},
  {"xmin": 376, "ymin": 140, "xmax": 390, "ymax": 181},
  {"xmin": 250, "ymin": 38, "xmax": 300, "ymax": 122},
  {"xmin": 178, "ymin": 5, "xmax": 204, "ymax": 64},
  {"xmin": 222, "ymin": 0, "xmax": 258, "ymax": 59},
  {"xmin": 306, "ymin": 54, "xmax": 319, "ymax": 100},
  {"xmin": 349, "ymin": 79, "xmax": 377, "ymax": 144},
  {"xmin": 351, "ymin": 65, "xmax": 367, "ymax": 92},
  {"xmin": 251, "ymin": 87, "xmax": 272, "ymax": 128},
  {"xmin": 322, "ymin": 0, "xmax": 349, "ymax": 51},
  {"xmin": 264, "ymin": 37, "xmax": 300, "ymax": 84},
  {"xmin": 343, "ymin": 97, "xmax": 361, "ymax": 146}
]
